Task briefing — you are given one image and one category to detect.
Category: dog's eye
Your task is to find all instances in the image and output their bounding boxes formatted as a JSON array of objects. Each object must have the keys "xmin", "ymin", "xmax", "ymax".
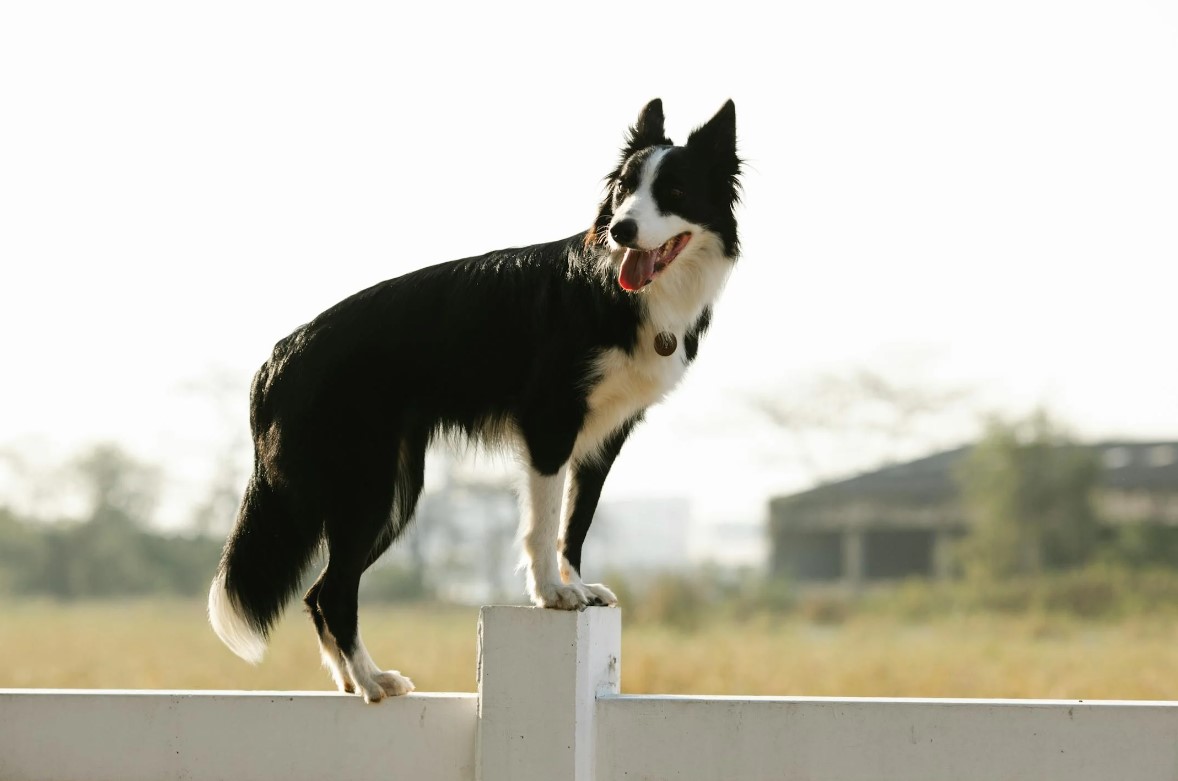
[{"xmin": 669, "ymin": 188, "xmax": 685, "ymax": 199}]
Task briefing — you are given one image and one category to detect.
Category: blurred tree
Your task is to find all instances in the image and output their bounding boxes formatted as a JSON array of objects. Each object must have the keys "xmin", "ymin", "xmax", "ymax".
[
  {"xmin": 751, "ymin": 363, "xmax": 974, "ymax": 483},
  {"xmin": 190, "ymin": 458, "xmax": 244, "ymax": 538},
  {"xmin": 72, "ymin": 443, "xmax": 161, "ymax": 530},
  {"xmin": 0, "ymin": 506, "xmax": 48, "ymax": 593},
  {"xmin": 955, "ymin": 411, "xmax": 1100, "ymax": 578},
  {"xmin": 0, "ymin": 444, "xmax": 224, "ymax": 598},
  {"xmin": 179, "ymin": 369, "xmax": 251, "ymax": 536},
  {"xmin": 40, "ymin": 444, "xmax": 163, "ymax": 596}
]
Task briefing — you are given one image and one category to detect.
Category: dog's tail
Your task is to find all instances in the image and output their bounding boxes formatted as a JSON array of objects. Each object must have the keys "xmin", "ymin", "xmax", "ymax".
[{"xmin": 208, "ymin": 472, "xmax": 322, "ymax": 663}]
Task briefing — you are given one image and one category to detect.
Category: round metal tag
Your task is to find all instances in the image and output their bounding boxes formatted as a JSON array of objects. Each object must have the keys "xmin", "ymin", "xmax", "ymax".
[{"xmin": 654, "ymin": 331, "xmax": 677, "ymax": 357}]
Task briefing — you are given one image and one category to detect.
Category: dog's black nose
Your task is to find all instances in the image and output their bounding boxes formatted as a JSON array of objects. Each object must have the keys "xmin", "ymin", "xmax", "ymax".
[{"xmin": 610, "ymin": 219, "xmax": 638, "ymax": 246}]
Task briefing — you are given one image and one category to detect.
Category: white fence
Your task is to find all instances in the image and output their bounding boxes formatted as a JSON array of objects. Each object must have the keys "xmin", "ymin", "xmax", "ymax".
[{"xmin": 3, "ymin": 606, "xmax": 1178, "ymax": 780}]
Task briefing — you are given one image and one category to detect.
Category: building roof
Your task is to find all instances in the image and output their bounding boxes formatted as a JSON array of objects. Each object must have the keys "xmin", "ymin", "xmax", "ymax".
[{"xmin": 772, "ymin": 441, "xmax": 1178, "ymax": 510}]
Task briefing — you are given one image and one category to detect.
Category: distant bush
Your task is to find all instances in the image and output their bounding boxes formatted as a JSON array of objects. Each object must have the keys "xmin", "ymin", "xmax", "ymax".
[
  {"xmin": 359, "ymin": 562, "xmax": 431, "ymax": 603},
  {"xmin": 1106, "ymin": 525, "xmax": 1178, "ymax": 569},
  {"xmin": 853, "ymin": 565, "xmax": 1178, "ymax": 621},
  {"xmin": 615, "ymin": 566, "xmax": 797, "ymax": 630},
  {"xmin": 731, "ymin": 575, "xmax": 795, "ymax": 618},
  {"xmin": 0, "ymin": 508, "xmax": 223, "ymax": 599},
  {"xmin": 0, "ymin": 507, "xmax": 48, "ymax": 593},
  {"xmin": 795, "ymin": 592, "xmax": 853, "ymax": 625},
  {"xmin": 634, "ymin": 573, "xmax": 710, "ymax": 631},
  {"xmin": 1036, "ymin": 568, "xmax": 1123, "ymax": 618},
  {"xmin": 0, "ymin": 443, "xmax": 226, "ymax": 599},
  {"xmin": 616, "ymin": 562, "xmax": 1178, "ymax": 627}
]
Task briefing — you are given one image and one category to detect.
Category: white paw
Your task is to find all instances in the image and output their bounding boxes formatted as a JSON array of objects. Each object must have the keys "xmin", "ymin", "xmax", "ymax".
[
  {"xmin": 583, "ymin": 582, "xmax": 618, "ymax": 606},
  {"xmin": 531, "ymin": 580, "xmax": 590, "ymax": 610},
  {"xmin": 356, "ymin": 670, "xmax": 415, "ymax": 703},
  {"xmin": 377, "ymin": 670, "xmax": 415, "ymax": 698}
]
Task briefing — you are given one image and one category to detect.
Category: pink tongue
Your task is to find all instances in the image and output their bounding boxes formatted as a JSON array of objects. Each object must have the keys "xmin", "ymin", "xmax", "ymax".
[{"xmin": 618, "ymin": 248, "xmax": 656, "ymax": 291}]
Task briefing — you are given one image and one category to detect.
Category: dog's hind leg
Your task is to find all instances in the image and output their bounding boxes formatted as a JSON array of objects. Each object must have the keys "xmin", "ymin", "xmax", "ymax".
[
  {"xmin": 310, "ymin": 438, "xmax": 425, "ymax": 702},
  {"xmin": 313, "ymin": 512, "xmax": 419, "ymax": 702},
  {"xmin": 303, "ymin": 572, "xmax": 354, "ymax": 694},
  {"xmin": 304, "ymin": 497, "xmax": 416, "ymax": 694},
  {"xmin": 314, "ymin": 559, "xmax": 413, "ymax": 702}
]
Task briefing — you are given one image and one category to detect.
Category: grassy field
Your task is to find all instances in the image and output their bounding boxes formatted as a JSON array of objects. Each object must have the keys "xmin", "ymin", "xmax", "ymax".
[{"xmin": 2, "ymin": 598, "xmax": 1178, "ymax": 699}]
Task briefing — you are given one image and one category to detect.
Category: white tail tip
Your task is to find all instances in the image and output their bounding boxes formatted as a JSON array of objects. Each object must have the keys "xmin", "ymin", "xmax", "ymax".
[{"xmin": 208, "ymin": 571, "xmax": 268, "ymax": 664}]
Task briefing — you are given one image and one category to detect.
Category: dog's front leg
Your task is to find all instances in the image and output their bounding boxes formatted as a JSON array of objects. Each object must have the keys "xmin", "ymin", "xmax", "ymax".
[
  {"xmin": 557, "ymin": 420, "xmax": 637, "ymax": 608},
  {"xmin": 523, "ymin": 463, "xmax": 591, "ymax": 610}
]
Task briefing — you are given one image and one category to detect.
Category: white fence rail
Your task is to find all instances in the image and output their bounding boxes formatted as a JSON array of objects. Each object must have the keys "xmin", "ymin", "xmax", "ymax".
[{"xmin": 3, "ymin": 606, "xmax": 1177, "ymax": 781}]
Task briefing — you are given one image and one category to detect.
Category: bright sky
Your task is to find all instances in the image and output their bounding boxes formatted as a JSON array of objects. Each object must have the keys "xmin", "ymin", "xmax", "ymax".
[{"xmin": 2, "ymin": 0, "xmax": 1176, "ymax": 534}]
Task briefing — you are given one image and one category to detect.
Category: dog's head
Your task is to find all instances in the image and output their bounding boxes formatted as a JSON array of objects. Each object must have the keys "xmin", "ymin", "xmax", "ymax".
[{"xmin": 589, "ymin": 99, "xmax": 741, "ymax": 293}]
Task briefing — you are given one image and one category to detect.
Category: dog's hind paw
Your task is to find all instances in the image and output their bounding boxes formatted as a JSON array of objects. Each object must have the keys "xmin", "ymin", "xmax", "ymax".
[{"xmin": 531, "ymin": 581, "xmax": 590, "ymax": 610}]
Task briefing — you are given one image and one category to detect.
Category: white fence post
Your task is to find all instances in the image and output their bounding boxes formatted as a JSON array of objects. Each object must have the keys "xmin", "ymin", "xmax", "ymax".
[{"xmin": 476, "ymin": 605, "xmax": 620, "ymax": 781}]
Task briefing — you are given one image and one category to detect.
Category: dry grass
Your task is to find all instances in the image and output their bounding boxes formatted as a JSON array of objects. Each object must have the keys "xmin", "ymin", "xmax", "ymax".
[
  {"xmin": 2, "ymin": 599, "xmax": 1177, "ymax": 700},
  {"xmin": 622, "ymin": 613, "xmax": 1178, "ymax": 699},
  {"xmin": 0, "ymin": 599, "xmax": 479, "ymax": 692}
]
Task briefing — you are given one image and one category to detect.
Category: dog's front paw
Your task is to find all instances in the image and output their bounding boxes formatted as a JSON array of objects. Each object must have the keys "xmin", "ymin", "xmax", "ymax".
[
  {"xmin": 531, "ymin": 581, "xmax": 590, "ymax": 610},
  {"xmin": 583, "ymin": 582, "xmax": 618, "ymax": 607},
  {"xmin": 375, "ymin": 670, "xmax": 415, "ymax": 698},
  {"xmin": 356, "ymin": 670, "xmax": 415, "ymax": 703}
]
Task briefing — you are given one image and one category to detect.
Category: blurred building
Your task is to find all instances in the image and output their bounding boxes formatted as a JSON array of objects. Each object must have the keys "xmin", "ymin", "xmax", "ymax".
[
  {"xmin": 410, "ymin": 482, "xmax": 520, "ymax": 604},
  {"xmin": 690, "ymin": 518, "xmax": 767, "ymax": 569},
  {"xmin": 381, "ymin": 480, "xmax": 696, "ymax": 603},
  {"xmin": 583, "ymin": 497, "xmax": 693, "ymax": 574},
  {"xmin": 769, "ymin": 441, "xmax": 1178, "ymax": 589}
]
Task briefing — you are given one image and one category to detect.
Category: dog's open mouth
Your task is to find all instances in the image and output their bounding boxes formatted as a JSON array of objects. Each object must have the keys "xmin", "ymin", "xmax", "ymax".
[{"xmin": 617, "ymin": 232, "xmax": 692, "ymax": 292}]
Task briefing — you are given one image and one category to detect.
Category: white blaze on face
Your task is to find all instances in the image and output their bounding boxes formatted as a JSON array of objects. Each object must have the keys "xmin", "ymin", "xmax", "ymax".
[{"xmin": 610, "ymin": 148, "xmax": 694, "ymax": 250}]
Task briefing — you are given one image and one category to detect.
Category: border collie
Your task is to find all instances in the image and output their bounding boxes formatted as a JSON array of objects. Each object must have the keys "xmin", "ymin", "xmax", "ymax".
[{"xmin": 209, "ymin": 98, "xmax": 741, "ymax": 702}]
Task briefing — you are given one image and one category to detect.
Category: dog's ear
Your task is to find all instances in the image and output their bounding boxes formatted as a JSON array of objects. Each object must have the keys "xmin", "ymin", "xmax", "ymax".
[
  {"xmin": 687, "ymin": 99, "xmax": 737, "ymax": 158},
  {"xmin": 626, "ymin": 98, "xmax": 672, "ymax": 151},
  {"xmin": 588, "ymin": 99, "xmax": 673, "ymax": 247}
]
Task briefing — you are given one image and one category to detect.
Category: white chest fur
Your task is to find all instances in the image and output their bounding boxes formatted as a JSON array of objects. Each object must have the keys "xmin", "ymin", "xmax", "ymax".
[
  {"xmin": 573, "ymin": 325, "xmax": 689, "ymax": 462},
  {"xmin": 573, "ymin": 234, "xmax": 731, "ymax": 463}
]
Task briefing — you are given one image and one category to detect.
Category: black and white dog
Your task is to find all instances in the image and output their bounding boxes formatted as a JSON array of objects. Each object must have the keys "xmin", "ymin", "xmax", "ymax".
[{"xmin": 209, "ymin": 99, "xmax": 741, "ymax": 701}]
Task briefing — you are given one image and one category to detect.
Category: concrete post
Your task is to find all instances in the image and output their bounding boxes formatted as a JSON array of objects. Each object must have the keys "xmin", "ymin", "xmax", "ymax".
[
  {"xmin": 476, "ymin": 605, "xmax": 621, "ymax": 781},
  {"xmin": 933, "ymin": 529, "xmax": 955, "ymax": 580},
  {"xmin": 843, "ymin": 529, "xmax": 865, "ymax": 592}
]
